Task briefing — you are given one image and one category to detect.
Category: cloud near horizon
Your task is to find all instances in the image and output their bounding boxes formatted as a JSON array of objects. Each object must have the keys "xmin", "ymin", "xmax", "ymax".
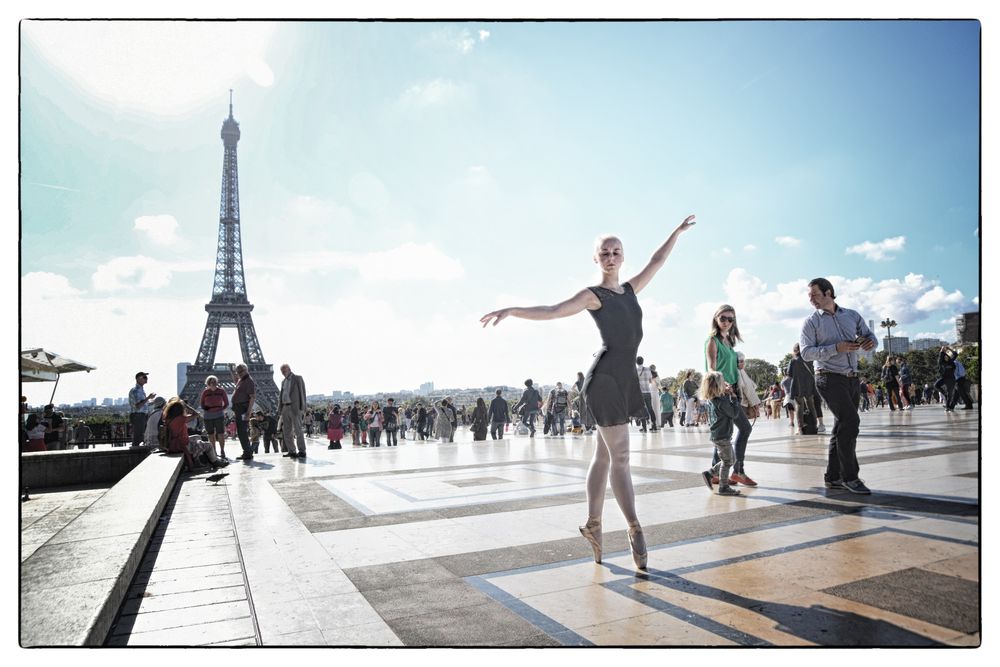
[{"xmin": 774, "ymin": 236, "xmax": 801, "ymax": 247}]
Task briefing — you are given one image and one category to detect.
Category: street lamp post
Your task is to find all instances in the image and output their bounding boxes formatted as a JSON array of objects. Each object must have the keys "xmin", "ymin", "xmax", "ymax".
[{"xmin": 880, "ymin": 318, "xmax": 898, "ymax": 357}]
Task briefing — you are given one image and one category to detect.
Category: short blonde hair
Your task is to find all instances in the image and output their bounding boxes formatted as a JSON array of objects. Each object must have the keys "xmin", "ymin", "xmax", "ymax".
[
  {"xmin": 699, "ymin": 371, "xmax": 726, "ymax": 402},
  {"xmin": 594, "ymin": 234, "xmax": 622, "ymax": 253}
]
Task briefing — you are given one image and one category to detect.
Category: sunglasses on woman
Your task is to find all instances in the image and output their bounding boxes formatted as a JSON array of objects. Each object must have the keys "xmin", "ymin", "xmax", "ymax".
[{"xmin": 719, "ymin": 316, "xmax": 735, "ymax": 323}]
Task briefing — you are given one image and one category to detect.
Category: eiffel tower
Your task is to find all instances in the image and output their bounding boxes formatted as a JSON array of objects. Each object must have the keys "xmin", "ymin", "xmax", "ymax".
[{"xmin": 180, "ymin": 92, "xmax": 280, "ymax": 412}]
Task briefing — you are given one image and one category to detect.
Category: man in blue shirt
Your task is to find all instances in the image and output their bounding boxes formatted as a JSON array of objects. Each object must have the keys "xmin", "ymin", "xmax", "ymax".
[
  {"xmin": 799, "ymin": 278, "xmax": 878, "ymax": 495},
  {"xmin": 128, "ymin": 371, "xmax": 157, "ymax": 447}
]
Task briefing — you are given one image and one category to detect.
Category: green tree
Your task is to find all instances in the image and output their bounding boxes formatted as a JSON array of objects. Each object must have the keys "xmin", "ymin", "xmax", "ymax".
[
  {"xmin": 958, "ymin": 345, "xmax": 979, "ymax": 384},
  {"xmin": 743, "ymin": 358, "xmax": 778, "ymax": 393},
  {"xmin": 778, "ymin": 353, "xmax": 794, "ymax": 375}
]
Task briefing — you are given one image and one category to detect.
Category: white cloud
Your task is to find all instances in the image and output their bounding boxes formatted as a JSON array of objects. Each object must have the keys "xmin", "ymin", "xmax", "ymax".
[
  {"xmin": 422, "ymin": 27, "xmax": 490, "ymax": 55},
  {"xmin": 973, "ymin": 296, "xmax": 979, "ymax": 305},
  {"xmin": 743, "ymin": 244, "xmax": 757, "ymax": 252},
  {"xmin": 134, "ymin": 214, "xmax": 180, "ymax": 246},
  {"xmin": 22, "ymin": 272, "xmax": 85, "ymax": 299},
  {"xmin": 22, "ymin": 22, "xmax": 277, "ymax": 115},
  {"xmin": 845, "ymin": 235, "xmax": 906, "ymax": 261},
  {"xmin": 914, "ymin": 285, "xmax": 964, "ymax": 311},
  {"xmin": 774, "ymin": 236, "xmax": 801, "ymax": 247},
  {"xmin": 637, "ymin": 298, "xmax": 683, "ymax": 330},
  {"xmin": 399, "ymin": 79, "xmax": 467, "ymax": 109},
  {"xmin": 91, "ymin": 255, "xmax": 211, "ymax": 292}
]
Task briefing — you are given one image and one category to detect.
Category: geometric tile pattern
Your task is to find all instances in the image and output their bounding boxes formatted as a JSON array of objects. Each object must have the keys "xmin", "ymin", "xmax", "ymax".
[{"xmin": 96, "ymin": 406, "xmax": 979, "ymax": 646}]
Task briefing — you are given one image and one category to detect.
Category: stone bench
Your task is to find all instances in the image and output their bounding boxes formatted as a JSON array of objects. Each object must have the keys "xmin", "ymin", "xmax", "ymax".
[{"xmin": 20, "ymin": 452, "xmax": 184, "ymax": 646}]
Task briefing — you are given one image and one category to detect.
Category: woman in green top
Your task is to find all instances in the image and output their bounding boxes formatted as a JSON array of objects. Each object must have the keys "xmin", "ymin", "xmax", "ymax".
[{"xmin": 705, "ymin": 304, "xmax": 756, "ymax": 486}]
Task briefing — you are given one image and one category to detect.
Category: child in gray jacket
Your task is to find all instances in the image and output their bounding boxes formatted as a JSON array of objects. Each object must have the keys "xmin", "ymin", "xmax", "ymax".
[{"xmin": 700, "ymin": 371, "xmax": 742, "ymax": 496}]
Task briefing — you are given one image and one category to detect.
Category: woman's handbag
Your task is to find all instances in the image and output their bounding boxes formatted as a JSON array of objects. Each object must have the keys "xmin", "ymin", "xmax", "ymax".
[{"xmin": 743, "ymin": 404, "xmax": 760, "ymax": 420}]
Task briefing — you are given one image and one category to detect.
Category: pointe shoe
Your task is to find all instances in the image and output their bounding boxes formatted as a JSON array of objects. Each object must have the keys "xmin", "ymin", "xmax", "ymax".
[
  {"xmin": 579, "ymin": 521, "xmax": 602, "ymax": 564},
  {"xmin": 627, "ymin": 524, "xmax": 647, "ymax": 570}
]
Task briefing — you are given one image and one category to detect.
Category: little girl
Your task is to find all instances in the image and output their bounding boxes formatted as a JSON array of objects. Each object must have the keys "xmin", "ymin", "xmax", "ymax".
[
  {"xmin": 327, "ymin": 404, "xmax": 344, "ymax": 450},
  {"xmin": 699, "ymin": 371, "xmax": 742, "ymax": 496}
]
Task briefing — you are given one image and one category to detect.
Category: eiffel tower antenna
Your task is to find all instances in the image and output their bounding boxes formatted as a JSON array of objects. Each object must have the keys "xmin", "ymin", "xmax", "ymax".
[{"xmin": 180, "ymin": 93, "xmax": 280, "ymax": 411}]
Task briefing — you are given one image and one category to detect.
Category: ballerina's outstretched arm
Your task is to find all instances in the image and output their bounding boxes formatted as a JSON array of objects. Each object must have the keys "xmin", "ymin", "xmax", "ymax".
[
  {"xmin": 626, "ymin": 215, "xmax": 696, "ymax": 295},
  {"xmin": 480, "ymin": 288, "xmax": 600, "ymax": 328}
]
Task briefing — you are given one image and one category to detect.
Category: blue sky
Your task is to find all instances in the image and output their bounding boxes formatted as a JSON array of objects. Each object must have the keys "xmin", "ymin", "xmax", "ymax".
[{"xmin": 18, "ymin": 20, "xmax": 981, "ymax": 405}]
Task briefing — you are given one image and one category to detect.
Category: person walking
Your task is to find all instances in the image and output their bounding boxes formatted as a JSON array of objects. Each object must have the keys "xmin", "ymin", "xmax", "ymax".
[
  {"xmin": 799, "ymin": 277, "xmax": 878, "ymax": 494},
  {"xmin": 788, "ymin": 343, "xmax": 818, "ymax": 434},
  {"xmin": 435, "ymin": 400, "xmax": 454, "ymax": 442},
  {"xmin": 127, "ymin": 371, "xmax": 156, "ymax": 447},
  {"xmin": 488, "ymin": 389, "xmax": 510, "ymax": 439},
  {"xmin": 698, "ymin": 372, "xmax": 742, "ymax": 497},
  {"xmin": 658, "ymin": 381, "xmax": 675, "ymax": 427},
  {"xmin": 704, "ymin": 304, "xmax": 756, "ymax": 485},
  {"xmin": 482, "ymin": 213, "xmax": 696, "ymax": 571},
  {"xmin": 954, "ymin": 357, "xmax": 975, "ymax": 410},
  {"xmin": 682, "ymin": 371, "xmax": 699, "ymax": 428},
  {"xmin": 935, "ymin": 346, "xmax": 958, "ymax": 412},
  {"xmin": 898, "ymin": 357, "xmax": 914, "ymax": 410},
  {"xmin": 548, "ymin": 382, "xmax": 571, "ymax": 436},
  {"xmin": 470, "ymin": 397, "xmax": 489, "ymax": 441},
  {"xmin": 383, "ymin": 398, "xmax": 400, "ymax": 446},
  {"xmin": 635, "ymin": 357, "xmax": 656, "ymax": 432},
  {"xmin": 512, "ymin": 379, "xmax": 543, "ymax": 437},
  {"xmin": 229, "ymin": 364, "xmax": 257, "ymax": 461},
  {"xmin": 881, "ymin": 357, "xmax": 902, "ymax": 411},
  {"xmin": 279, "ymin": 364, "xmax": 308, "ymax": 458}
]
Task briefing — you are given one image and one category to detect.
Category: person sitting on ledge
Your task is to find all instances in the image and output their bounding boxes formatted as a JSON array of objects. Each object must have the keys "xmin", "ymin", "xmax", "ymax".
[{"xmin": 163, "ymin": 397, "xmax": 228, "ymax": 470}]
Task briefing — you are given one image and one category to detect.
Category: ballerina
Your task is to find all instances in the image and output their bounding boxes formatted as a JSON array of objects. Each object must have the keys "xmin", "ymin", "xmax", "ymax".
[{"xmin": 481, "ymin": 214, "xmax": 696, "ymax": 569}]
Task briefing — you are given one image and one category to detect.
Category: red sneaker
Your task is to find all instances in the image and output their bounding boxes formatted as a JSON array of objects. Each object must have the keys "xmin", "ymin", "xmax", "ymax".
[
  {"xmin": 711, "ymin": 475, "xmax": 720, "ymax": 485},
  {"xmin": 733, "ymin": 473, "xmax": 758, "ymax": 487}
]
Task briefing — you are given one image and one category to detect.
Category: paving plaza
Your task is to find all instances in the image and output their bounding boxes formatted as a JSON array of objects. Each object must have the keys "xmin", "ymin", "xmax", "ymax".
[{"xmin": 21, "ymin": 404, "xmax": 979, "ymax": 648}]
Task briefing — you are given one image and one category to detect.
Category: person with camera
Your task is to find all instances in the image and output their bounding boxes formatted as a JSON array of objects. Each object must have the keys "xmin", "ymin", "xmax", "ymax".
[{"xmin": 799, "ymin": 277, "xmax": 878, "ymax": 495}]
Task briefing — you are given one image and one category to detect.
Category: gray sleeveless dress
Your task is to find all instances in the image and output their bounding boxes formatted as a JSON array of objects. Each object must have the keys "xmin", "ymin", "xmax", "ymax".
[{"xmin": 581, "ymin": 282, "xmax": 647, "ymax": 427}]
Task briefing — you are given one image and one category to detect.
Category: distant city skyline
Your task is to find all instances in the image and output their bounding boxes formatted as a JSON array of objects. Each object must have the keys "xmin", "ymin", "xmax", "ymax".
[{"xmin": 19, "ymin": 20, "xmax": 981, "ymax": 405}]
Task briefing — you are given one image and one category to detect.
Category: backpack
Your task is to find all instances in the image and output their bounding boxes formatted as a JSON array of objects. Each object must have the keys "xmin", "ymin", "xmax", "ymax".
[{"xmin": 553, "ymin": 389, "xmax": 568, "ymax": 412}]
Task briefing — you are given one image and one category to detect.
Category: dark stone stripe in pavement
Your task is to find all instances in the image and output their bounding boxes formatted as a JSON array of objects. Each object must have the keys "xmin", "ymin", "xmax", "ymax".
[
  {"xmin": 386, "ymin": 600, "xmax": 547, "ymax": 646},
  {"xmin": 363, "ymin": 579, "xmax": 491, "ymax": 621},
  {"xmin": 822, "ymin": 567, "xmax": 980, "ymax": 635}
]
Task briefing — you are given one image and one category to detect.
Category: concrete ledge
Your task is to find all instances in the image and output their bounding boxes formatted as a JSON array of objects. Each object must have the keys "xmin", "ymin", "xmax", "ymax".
[
  {"xmin": 20, "ymin": 447, "xmax": 153, "ymax": 489},
  {"xmin": 20, "ymin": 452, "xmax": 184, "ymax": 647}
]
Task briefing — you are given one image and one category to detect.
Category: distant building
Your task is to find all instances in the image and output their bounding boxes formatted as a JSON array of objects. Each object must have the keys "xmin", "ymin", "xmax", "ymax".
[
  {"xmin": 102, "ymin": 398, "xmax": 114, "ymax": 407},
  {"xmin": 912, "ymin": 338, "xmax": 948, "ymax": 351},
  {"xmin": 177, "ymin": 362, "xmax": 188, "ymax": 395},
  {"xmin": 956, "ymin": 312, "xmax": 980, "ymax": 344},
  {"xmin": 882, "ymin": 336, "xmax": 910, "ymax": 355},
  {"xmin": 419, "ymin": 381, "xmax": 434, "ymax": 394}
]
